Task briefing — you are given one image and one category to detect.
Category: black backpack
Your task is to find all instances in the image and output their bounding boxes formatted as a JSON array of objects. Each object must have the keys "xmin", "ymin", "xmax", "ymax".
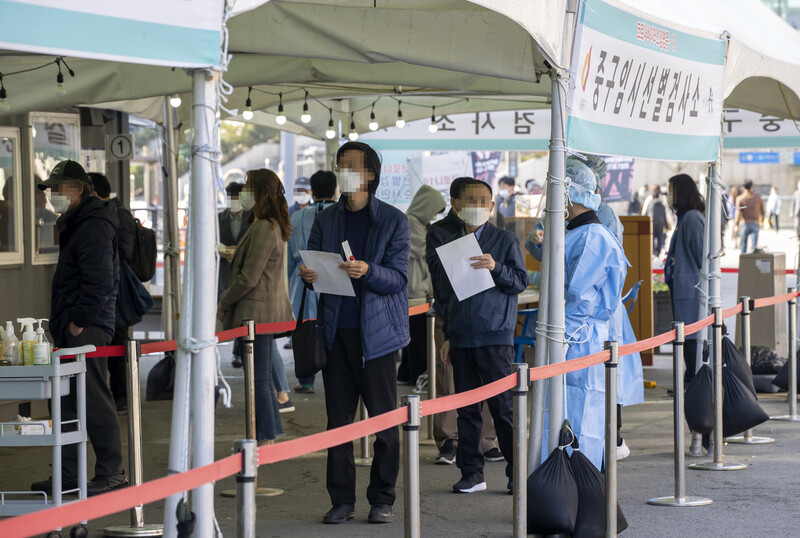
[{"xmin": 130, "ymin": 218, "xmax": 157, "ymax": 282}]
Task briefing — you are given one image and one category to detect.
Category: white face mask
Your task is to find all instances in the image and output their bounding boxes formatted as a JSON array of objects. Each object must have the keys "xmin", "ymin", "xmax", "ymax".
[
  {"xmin": 294, "ymin": 193, "xmax": 311, "ymax": 205},
  {"xmin": 50, "ymin": 193, "xmax": 72, "ymax": 214},
  {"xmin": 498, "ymin": 189, "xmax": 510, "ymax": 199},
  {"xmin": 230, "ymin": 198, "xmax": 242, "ymax": 213},
  {"xmin": 239, "ymin": 190, "xmax": 256, "ymax": 211},
  {"xmin": 459, "ymin": 206, "xmax": 491, "ymax": 228},
  {"xmin": 338, "ymin": 168, "xmax": 364, "ymax": 193}
]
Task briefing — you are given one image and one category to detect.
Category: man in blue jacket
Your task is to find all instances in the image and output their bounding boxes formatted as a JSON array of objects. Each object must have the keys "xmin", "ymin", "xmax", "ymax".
[
  {"xmin": 301, "ymin": 142, "xmax": 409, "ymax": 525},
  {"xmin": 437, "ymin": 179, "xmax": 528, "ymax": 494}
]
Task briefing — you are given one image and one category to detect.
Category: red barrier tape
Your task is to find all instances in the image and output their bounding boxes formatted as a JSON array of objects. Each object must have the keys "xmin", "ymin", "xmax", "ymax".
[
  {"xmin": 0, "ymin": 453, "xmax": 243, "ymax": 538},
  {"xmin": 408, "ymin": 303, "xmax": 431, "ymax": 316},
  {"xmin": 753, "ymin": 291, "xmax": 798, "ymax": 309},
  {"xmin": 684, "ymin": 314, "xmax": 715, "ymax": 337},
  {"xmin": 723, "ymin": 303, "xmax": 744, "ymax": 319},
  {"xmin": 651, "ymin": 268, "xmax": 797, "ymax": 275},
  {"xmin": 620, "ymin": 330, "xmax": 677, "ymax": 357}
]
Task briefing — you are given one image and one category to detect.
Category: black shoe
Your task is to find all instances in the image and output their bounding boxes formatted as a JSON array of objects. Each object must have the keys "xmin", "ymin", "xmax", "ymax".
[
  {"xmin": 436, "ymin": 439, "xmax": 456, "ymax": 465},
  {"xmin": 231, "ymin": 356, "xmax": 243, "ymax": 368},
  {"xmin": 453, "ymin": 472, "xmax": 486, "ymax": 494},
  {"xmin": 484, "ymin": 447, "xmax": 505, "ymax": 462},
  {"xmin": 87, "ymin": 472, "xmax": 129, "ymax": 496},
  {"xmin": 507, "ymin": 478, "xmax": 513, "ymax": 495},
  {"xmin": 323, "ymin": 504, "xmax": 355, "ymax": 524},
  {"xmin": 31, "ymin": 476, "xmax": 77, "ymax": 495},
  {"xmin": 283, "ymin": 341, "xmax": 293, "ymax": 350},
  {"xmin": 368, "ymin": 503, "xmax": 394, "ymax": 524},
  {"xmin": 115, "ymin": 399, "xmax": 128, "ymax": 415}
]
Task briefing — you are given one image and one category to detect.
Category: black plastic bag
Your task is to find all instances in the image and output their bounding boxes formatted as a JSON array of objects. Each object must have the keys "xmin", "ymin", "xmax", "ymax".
[
  {"xmin": 684, "ymin": 363, "xmax": 714, "ymax": 435},
  {"xmin": 146, "ymin": 351, "xmax": 175, "ymax": 401},
  {"xmin": 722, "ymin": 337, "xmax": 756, "ymax": 397},
  {"xmin": 771, "ymin": 350, "xmax": 799, "ymax": 390},
  {"xmin": 751, "ymin": 346, "xmax": 786, "ymax": 375},
  {"xmin": 569, "ymin": 440, "xmax": 628, "ymax": 537},
  {"xmin": 527, "ymin": 421, "xmax": 579, "ymax": 535},
  {"xmin": 723, "ymin": 362, "xmax": 769, "ymax": 437}
]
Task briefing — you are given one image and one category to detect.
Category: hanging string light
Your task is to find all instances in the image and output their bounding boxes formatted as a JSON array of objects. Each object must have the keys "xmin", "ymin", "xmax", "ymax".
[
  {"xmin": 242, "ymin": 86, "xmax": 254, "ymax": 120},
  {"xmin": 325, "ymin": 109, "xmax": 336, "ymax": 139},
  {"xmin": 169, "ymin": 94, "xmax": 182, "ymax": 108},
  {"xmin": 54, "ymin": 57, "xmax": 74, "ymax": 96},
  {"xmin": 300, "ymin": 90, "xmax": 311, "ymax": 124},
  {"xmin": 428, "ymin": 106, "xmax": 438, "ymax": 133},
  {"xmin": 348, "ymin": 112, "xmax": 358, "ymax": 141},
  {"xmin": 395, "ymin": 101, "xmax": 406, "ymax": 129},
  {"xmin": 368, "ymin": 103, "xmax": 379, "ymax": 131},
  {"xmin": 0, "ymin": 76, "xmax": 8, "ymax": 111},
  {"xmin": 276, "ymin": 92, "xmax": 287, "ymax": 125}
]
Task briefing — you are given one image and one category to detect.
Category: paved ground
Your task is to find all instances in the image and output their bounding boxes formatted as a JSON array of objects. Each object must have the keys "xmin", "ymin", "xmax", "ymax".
[{"xmin": 2, "ymin": 228, "xmax": 799, "ymax": 537}]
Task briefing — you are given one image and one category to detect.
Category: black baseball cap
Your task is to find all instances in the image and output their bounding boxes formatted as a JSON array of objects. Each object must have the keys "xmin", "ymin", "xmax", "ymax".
[
  {"xmin": 450, "ymin": 177, "xmax": 472, "ymax": 200},
  {"xmin": 37, "ymin": 160, "xmax": 92, "ymax": 191}
]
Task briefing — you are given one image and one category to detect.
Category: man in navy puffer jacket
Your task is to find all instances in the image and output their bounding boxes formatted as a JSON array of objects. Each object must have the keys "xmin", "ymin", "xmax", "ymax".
[{"xmin": 302, "ymin": 142, "xmax": 409, "ymax": 525}]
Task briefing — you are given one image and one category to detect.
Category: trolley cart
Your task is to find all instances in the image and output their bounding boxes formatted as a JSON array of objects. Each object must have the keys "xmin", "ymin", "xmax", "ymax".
[{"xmin": 0, "ymin": 345, "xmax": 95, "ymax": 538}]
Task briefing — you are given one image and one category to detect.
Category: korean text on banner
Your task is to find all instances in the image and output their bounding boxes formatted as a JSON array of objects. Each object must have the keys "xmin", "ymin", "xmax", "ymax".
[
  {"xmin": 566, "ymin": 0, "xmax": 726, "ymax": 162},
  {"xmin": 0, "ymin": 0, "xmax": 224, "ymax": 67}
]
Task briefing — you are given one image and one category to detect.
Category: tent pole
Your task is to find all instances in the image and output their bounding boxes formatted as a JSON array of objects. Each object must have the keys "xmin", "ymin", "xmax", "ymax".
[
  {"xmin": 545, "ymin": 68, "xmax": 568, "ymax": 453},
  {"xmin": 161, "ymin": 98, "xmax": 182, "ymax": 341},
  {"xmin": 280, "ymin": 132, "xmax": 297, "ymax": 202}
]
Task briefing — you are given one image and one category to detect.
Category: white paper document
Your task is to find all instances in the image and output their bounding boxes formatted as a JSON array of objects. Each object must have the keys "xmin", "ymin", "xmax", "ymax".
[
  {"xmin": 435, "ymin": 233, "xmax": 495, "ymax": 301},
  {"xmin": 299, "ymin": 250, "xmax": 356, "ymax": 297}
]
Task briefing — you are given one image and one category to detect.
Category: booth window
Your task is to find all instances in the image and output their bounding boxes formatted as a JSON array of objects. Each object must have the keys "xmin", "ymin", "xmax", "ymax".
[
  {"xmin": 30, "ymin": 112, "xmax": 80, "ymax": 264},
  {"xmin": 0, "ymin": 127, "xmax": 23, "ymax": 265}
]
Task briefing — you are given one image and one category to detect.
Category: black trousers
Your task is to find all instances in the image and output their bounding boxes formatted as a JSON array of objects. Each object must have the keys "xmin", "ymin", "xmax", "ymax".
[
  {"xmin": 399, "ymin": 313, "xmax": 428, "ymax": 385},
  {"xmin": 451, "ymin": 345, "xmax": 515, "ymax": 479},
  {"xmin": 107, "ymin": 327, "xmax": 129, "ymax": 404},
  {"xmin": 61, "ymin": 325, "xmax": 123, "ymax": 482},
  {"xmin": 322, "ymin": 329, "xmax": 399, "ymax": 506}
]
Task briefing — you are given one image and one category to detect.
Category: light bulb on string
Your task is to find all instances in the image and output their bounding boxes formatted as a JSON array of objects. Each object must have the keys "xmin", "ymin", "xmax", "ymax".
[
  {"xmin": 395, "ymin": 102, "xmax": 405, "ymax": 129},
  {"xmin": 428, "ymin": 106, "xmax": 438, "ymax": 133},
  {"xmin": 275, "ymin": 92, "xmax": 287, "ymax": 125},
  {"xmin": 170, "ymin": 95, "xmax": 182, "ymax": 108},
  {"xmin": 0, "ymin": 77, "xmax": 8, "ymax": 111},
  {"xmin": 55, "ymin": 58, "xmax": 66, "ymax": 96},
  {"xmin": 325, "ymin": 110, "xmax": 336, "ymax": 139},
  {"xmin": 368, "ymin": 103, "xmax": 379, "ymax": 131},
  {"xmin": 348, "ymin": 113, "xmax": 358, "ymax": 141},
  {"xmin": 242, "ymin": 86, "xmax": 254, "ymax": 120},
  {"xmin": 300, "ymin": 90, "xmax": 311, "ymax": 124}
]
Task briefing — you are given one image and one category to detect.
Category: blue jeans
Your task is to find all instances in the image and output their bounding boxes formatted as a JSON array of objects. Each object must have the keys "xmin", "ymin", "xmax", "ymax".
[
  {"xmin": 740, "ymin": 222, "xmax": 759, "ymax": 253},
  {"xmin": 254, "ymin": 334, "xmax": 283, "ymax": 441},
  {"xmin": 270, "ymin": 339, "xmax": 290, "ymax": 393}
]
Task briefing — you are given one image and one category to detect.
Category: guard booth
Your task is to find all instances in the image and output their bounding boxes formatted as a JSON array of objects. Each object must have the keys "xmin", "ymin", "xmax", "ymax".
[{"xmin": 736, "ymin": 252, "xmax": 787, "ymax": 358}]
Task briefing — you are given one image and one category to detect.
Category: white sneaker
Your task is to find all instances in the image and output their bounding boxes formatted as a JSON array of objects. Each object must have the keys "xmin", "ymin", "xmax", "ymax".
[{"xmin": 616, "ymin": 439, "xmax": 630, "ymax": 460}]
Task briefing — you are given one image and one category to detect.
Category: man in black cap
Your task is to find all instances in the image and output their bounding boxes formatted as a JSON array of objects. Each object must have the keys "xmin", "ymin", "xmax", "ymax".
[
  {"xmin": 289, "ymin": 176, "xmax": 312, "ymax": 216},
  {"xmin": 425, "ymin": 178, "xmax": 503, "ymax": 467},
  {"xmin": 32, "ymin": 160, "xmax": 127, "ymax": 496}
]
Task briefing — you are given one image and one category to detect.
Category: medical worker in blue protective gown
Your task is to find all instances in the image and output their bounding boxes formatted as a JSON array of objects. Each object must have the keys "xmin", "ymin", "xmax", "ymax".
[{"xmin": 526, "ymin": 157, "xmax": 643, "ymax": 470}]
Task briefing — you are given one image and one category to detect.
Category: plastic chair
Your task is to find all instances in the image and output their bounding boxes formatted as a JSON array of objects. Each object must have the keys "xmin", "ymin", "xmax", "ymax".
[
  {"xmin": 622, "ymin": 280, "xmax": 643, "ymax": 315},
  {"xmin": 513, "ymin": 308, "xmax": 538, "ymax": 362}
]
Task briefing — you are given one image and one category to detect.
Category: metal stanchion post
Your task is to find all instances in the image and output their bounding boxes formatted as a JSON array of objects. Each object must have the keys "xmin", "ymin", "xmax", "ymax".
[
  {"xmin": 402, "ymin": 395, "xmax": 421, "ymax": 538},
  {"xmin": 772, "ymin": 288, "xmax": 800, "ymax": 421},
  {"xmin": 425, "ymin": 306, "xmax": 437, "ymax": 443},
  {"xmin": 223, "ymin": 320, "xmax": 283, "ymax": 497},
  {"xmin": 690, "ymin": 308, "xmax": 747, "ymax": 471},
  {"xmin": 355, "ymin": 399, "xmax": 373, "ymax": 467},
  {"xmin": 730, "ymin": 297, "xmax": 775, "ymax": 442},
  {"xmin": 648, "ymin": 323, "xmax": 712, "ymax": 507},
  {"xmin": 105, "ymin": 342, "xmax": 164, "ymax": 536},
  {"xmin": 604, "ymin": 342, "xmax": 619, "ymax": 537},
  {"xmin": 234, "ymin": 439, "xmax": 257, "ymax": 538},
  {"xmin": 512, "ymin": 363, "xmax": 528, "ymax": 538}
]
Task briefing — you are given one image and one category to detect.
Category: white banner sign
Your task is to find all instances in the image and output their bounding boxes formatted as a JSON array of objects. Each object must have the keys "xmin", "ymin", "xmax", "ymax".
[
  {"xmin": 566, "ymin": 0, "xmax": 726, "ymax": 161},
  {"xmin": 723, "ymin": 109, "xmax": 800, "ymax": 149},
  {"xmin": 0, "ymin": 0, "xmax": 223, "ymax": 67}
]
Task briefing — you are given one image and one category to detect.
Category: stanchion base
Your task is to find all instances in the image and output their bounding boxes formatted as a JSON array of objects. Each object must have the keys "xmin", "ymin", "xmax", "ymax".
[
  {"xmin": 771, "ymin": 414, "xmax": 800, "ymax": 422},
  {"xmin": 220, "ymin": 487, "xmax": 284, "ymax": 498},
  {"xmin": 726, "ymin": 435, "xmax": 775, "ymax": 444},
  {"xmin": 354, "ymin": 458, "xmax": 373, "ymax": 467},
  {"xmin": 103, "ymin": 524, "xmax": 164, "ymax": 537},
  {"xmin": 647, "ymin": 495, "xmax": 713, "ymax": 507},
  {"xmin": 689, "ymin": 461, "xmax": 747, "ymax": 471}
]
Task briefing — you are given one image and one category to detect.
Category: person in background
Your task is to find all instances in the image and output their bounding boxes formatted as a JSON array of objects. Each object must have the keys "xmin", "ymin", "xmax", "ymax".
[
  {"xmin": 792, "ymin": 180, "xmax": 800, "ymax": 239},
  {"xmin": 89, "ymin": 173, "xmax": 136, "ymax": 414},
  {"xmin": 300, "ymin": 141, "xmax": 409, "ymax": 525},
  {"xmin": 32, "ymin": 160, "xmax": 127, "ymax": 496},
  {"xmin": 525, "ymin": 178, "xmax": 542, "ymax": 195},
  {"xmin": 494, "ymin": 176, "xmax": 517, "ymax": 229},
  {"xmin": 646, "ymin": 184, "xmax": 668, "ymax": 258},
  {"xmin": 218, "ymin": 169, "xmax": 294, "ymax": 446},
  {"xmin": 766, "ymin": 186, "xmax": 782, "ymax": 231},
  {"xmin": 289, "ymin": 176, "xmax": 312, "ymax": 216},
  {"xmin": 287, "ymin": 170, "xmax": 338, "ymax": 393},
  {"xmin": 437, "ymin": 179, "xmax": 528, "ymax": 494},
  {"xmin": 729, "ymin": 185, "xmax": 742, "ymax": 248},
  {"xmin": 426, "ymin": 178, "xmax": 503, "ymax": 466},
  {"xmin": 397, "ymin": 185, "xmax": 445, "ymax": 388},
  {"xmin": 735, "ymin": 179, "xmax": 765, "ymax": 253},
  {"xmin": 627, "ymin": 187, "xmax": 643, "ymax": 216},
  {"xmin": 218, "ymin": 182, "xmax": 252, "ymax": 368}
]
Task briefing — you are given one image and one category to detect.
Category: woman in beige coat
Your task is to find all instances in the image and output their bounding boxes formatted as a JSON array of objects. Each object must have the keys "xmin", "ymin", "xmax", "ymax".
[{"xmin": 218, "ymin": 168, "xmax": 294, "ymax": 443}]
